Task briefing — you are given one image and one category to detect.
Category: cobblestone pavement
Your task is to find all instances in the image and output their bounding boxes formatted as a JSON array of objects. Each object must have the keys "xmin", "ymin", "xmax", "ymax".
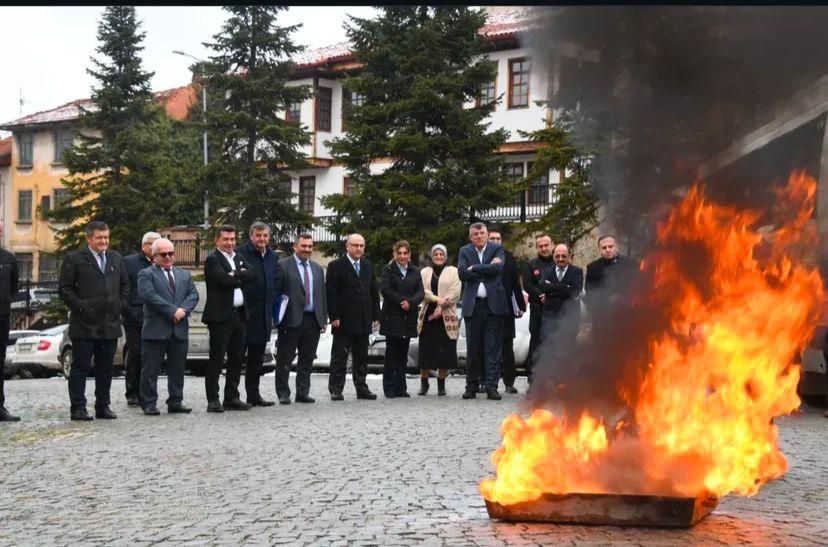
[{"xmin": 1, "ymin": 373, "xmax": 826, "ymax": 546}]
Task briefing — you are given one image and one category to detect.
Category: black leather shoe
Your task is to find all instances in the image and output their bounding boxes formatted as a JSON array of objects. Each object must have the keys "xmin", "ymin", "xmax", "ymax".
[
  {"xmin": 126, "ymin": 396, "xmax": 140, "ymax": 407},
  {"xmin": 486, "ymin": 389, "xmax": 502, "ymax": 401},
  {"xmin": 330, "ymin": 393, "xmax": 345, "ymax": 401},
  {"xmin": 476, "ymin": 384, "xmax": 486, "ymax": 394},
  {"xmin": 462, "ymin": 390, "xmax": 477, "ymax": 400},
  {"xmin": 278, "ymin": 396, "xmax": 291, "ymax": 405},
  {"xmin": 168, "ymin": 404, "xmax": 192, "ymax": 414},
  {"xmin": 356, "ymin": 391, "xmax": 377, "ymax": 400},
  {"xmin": 505, "ymin": 385, "xmax": 519, "ymax": 394},
  {"xmin": 295, "ymin": 395, "xmax": 315, "ymax": 403},
  {"xmin": 95, "ymin": 406, "xmax": 118, "ymax": 419},
  {"xmin": 384, "ymin": 392, "xmax": 396, "ymax": 399},
  {"xmin": 70, "ymin": 408, "xmax": 94, "ymax": 421},
  {"xmin": 224, "ymin": 399, "xmax": 252, "ymax": 411},
  {"xmin": 143, "ymin": 406, "xmax": 161, "ymax": 416},
  {"xmin": 396, "ymin": 392, "xmax": 411, "ymax": 398},
  {"xmin": 248, "ymin": 398, "xmax": 276, "ymax": 407},
  {"xmin": 0, "ymin": 406, "xmax": 21, "ymax": 422},
  {"xmin": 207, "ymin": 400, "xmax": 225, "ymax": 413}
]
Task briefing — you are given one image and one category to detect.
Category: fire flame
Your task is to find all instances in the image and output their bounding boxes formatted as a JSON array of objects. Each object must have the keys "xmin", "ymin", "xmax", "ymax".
[{"xmin": 481, "ymin": 172, "xmax": 824, "ymax": 505}]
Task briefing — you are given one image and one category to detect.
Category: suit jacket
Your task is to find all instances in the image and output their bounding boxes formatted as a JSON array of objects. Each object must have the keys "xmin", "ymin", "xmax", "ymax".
[
  {"xmin": 457, "ymin": 242, "xmax": 508, "ymax": 317},
  {"xmin": 584, "ymin": 255, "xmax": 638, "ymax": 313},
  {"xmin": 275, "ymin": 255, "xmax": 327, "ymax": 329},
  {"xmin": 202, "ymin": 249, "xmax": 254, "ymax": 324},
  {"xmin": 123, "ymin": 252, "xmax": 154, "ymax": 327},
  {"xmin": 522, "ymin": 255, "xmax": 556, "ymax": 311},
  {"xmin": 235, "ymin": 241, "xmax": 282, "ymax": 343},
  {"xmin": 501, "ymin": 250, "xmax": 526, "ymax": 338},
  {"xmin": 380, "ymin": 262, "xmax": 424, "ymax": 338},
  {"xmin": 138, "ymin": 265, "xmax": 199, "ymax": 340},
  {"xmin": 540, "ymin": 263, "xmax": 583, "ymax": 322},
  {"xmin": 59, "ymin": 247, "xmax": 129, "ymax": 339},
  {"xmin": 0, "ymin": 248, "xmax": 19, "ymax": 318},
  {"xmin": 326, "ymin": 254, "xmax": 380, "ymax": 335}
]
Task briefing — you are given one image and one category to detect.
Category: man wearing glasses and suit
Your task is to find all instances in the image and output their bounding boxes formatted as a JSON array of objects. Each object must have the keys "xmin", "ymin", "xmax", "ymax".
[{"xmin": 137, "ymin": 238, "xmax": 199, "ymax": 416}]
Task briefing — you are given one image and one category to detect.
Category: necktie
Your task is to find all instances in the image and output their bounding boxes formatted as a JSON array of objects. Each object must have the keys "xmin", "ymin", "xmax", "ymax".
[
  {"xmin": 354, "ymin": 260, "xmax": 360, "ymax": 276},
  {"xmin": 302, "ymin": 261, "xmax": 311, "ymax": 308},
  {"xmin": 98, "ymin": 252, "xmax": 106, "ymax": 273},
  {"xmin": 165, "ymin": 268, "xmax": 175, "ymax": 293},
  {"xmin": 557, "ymin": 267, "xmax": 564, "ymax": 281}
]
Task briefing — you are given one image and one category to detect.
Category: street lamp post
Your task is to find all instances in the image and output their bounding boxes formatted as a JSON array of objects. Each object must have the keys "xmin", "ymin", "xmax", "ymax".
[{"xmin": 173, "ymin": 49, "xmax": 210, "ymax": 230}]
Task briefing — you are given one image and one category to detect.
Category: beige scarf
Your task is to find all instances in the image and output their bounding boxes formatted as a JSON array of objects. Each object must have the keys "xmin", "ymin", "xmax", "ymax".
[{"xmin": 417, "ymin": 265, "xmax": 461, "ymax": 340}]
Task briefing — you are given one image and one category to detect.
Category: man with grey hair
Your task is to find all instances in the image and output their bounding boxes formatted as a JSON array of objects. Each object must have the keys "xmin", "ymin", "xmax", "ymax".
[
  {"xmin": 123, "ymin": 230, "xmax": 162, "ymax": 406},
  {"xmin": 235, "ymin": 221, "xmax": 281, "ymax": 406}
]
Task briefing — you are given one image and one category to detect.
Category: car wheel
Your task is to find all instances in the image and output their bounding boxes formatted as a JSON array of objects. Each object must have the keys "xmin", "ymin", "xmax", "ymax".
[
  {"xmin": 19, "ymin": 366, "xmax": 34, "ymax": 379},
  {"xmin": 61, "ymin": 348, "xmax": 73, "ymax": 378}
]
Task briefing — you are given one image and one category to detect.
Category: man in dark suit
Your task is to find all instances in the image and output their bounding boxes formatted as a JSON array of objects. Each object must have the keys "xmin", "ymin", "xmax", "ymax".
[
  {"xmin": 522, "ymin": 234, "xmax": 556, "ymax": 382},
  {"xmin": 235, "ymin": 221, "xmax": 281, "ymax": 407},
  {"xmin": 458, "ymin": 222, "xmax": 508, "ymax": 400},
  {"xmin": 539, "ymin": 243, "xmax": 584, "ymax": 359},
  {"xmin": 326, "ymin": 233, "xmax": 380, "ymax": 401},
  {"xmin": 202, "ymin": 224, "xmax": 254, "ymax": 413},
  {"xmin": 488, "ymin": 230, "xmax": 526, "ymax": 394},
  {"xmin": 274, "ymin": 233, "xmax": 327, "ymax": 404},
  {"xmin": 58, "ymin": 220, "xmax": 130, "ymax": 421},
  {"xmin": 122, "ymin": 231, "xmax": 160, "ymax": 407},
  {"xmin": 584, "ymin": 234, "xmax": 638, "ymax": 339},
  {"xmin": 137, "ymin": 238, "xmax": 199, "ymax": 415},
  {"xmin": 0, "ymin": 222, "xmax": 20, "ymax": 422}
]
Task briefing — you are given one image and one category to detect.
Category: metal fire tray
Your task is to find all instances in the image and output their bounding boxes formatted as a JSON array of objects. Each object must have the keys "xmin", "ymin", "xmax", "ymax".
[{"xmin": 485, "ymin": 492, "xmax": 718, "ymax": 528}]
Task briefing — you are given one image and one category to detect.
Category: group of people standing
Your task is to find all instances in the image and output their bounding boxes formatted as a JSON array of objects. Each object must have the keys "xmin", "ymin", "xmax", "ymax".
[{"xmin": 0, "ymin": 216, "xmax": 636, "ymax": 422}]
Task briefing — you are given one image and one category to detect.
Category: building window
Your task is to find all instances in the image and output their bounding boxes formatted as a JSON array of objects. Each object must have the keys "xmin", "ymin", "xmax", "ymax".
[
  {"xmin": 343, "ymin": 176, "xmax": 355, "ymax": 197},
  {"xmin": 18, "ymin": 190, "xmax": 33, "ymax": 222},
  {"xmin": 54, "ymin": 130, "xmax": 75, "ymax": 164},
  {"xmin": 527, "ymin": 162, "xmax": 550, "ymax": 205},
  {"xmin": 315, "ymin": 87, "xmax": 332, "ymax": 132},
  {"xmin": 286, "ymin": 102, "xmax": 301, "ymax": 125},
  {"xmin": 477, "ymin": 80, "xmax": 496, "ymax": 107},
  {"xmin": 39, "ymin": 253, "xmax": 59, "ymax": 282},
  {"xmin": 18, "ymin": 133, "xmax": 33, "ymax": 166},
  {"xmin": 40, "ymin": 195, "xmax": 51, "ymax": 216},
  {"xmin": 503, "ymin": 162, "xmax": 525, "ymax": 206},
  {"xmin": 508, "ymin": 58, "xmax": 530, "ymax": 108},
  {"xmin": 17, "ymin": 253, "xmax": 33, "ymax": 281},
  {"xmin": 53, "ymin": 187, "xmax": 70, "ymax": 208},
  {"xmin": 299, "ymin": 176, "xmax": 316, "ymax": 213},
  {"xmin": 342, "ymin": 90, "xmax": 365, "ymax": 131}
]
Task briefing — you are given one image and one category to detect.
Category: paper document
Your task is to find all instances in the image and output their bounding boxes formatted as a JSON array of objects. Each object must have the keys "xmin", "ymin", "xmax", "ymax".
[
  {"xmin": 511, "ymin": 294, "xmax": 520, "ymax": 317},
  {"xmin": 277, "ymin": 295, "xmax": 289, "ymax": 324}
]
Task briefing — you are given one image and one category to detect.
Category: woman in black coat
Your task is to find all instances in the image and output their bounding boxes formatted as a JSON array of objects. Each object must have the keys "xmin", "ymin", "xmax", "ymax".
[{"xmin": 380, "ymin": 240, "xmax": 424, "ymax": 398}]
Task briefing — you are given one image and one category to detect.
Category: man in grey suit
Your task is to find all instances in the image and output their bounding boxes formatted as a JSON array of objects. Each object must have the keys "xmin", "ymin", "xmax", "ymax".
[
  {"xmin": 274, "ymin": 233, "xmax": 327, "ymax": 404},
  {"xmin": 458, "ymin": 222, "xmax": 508, "ymax": 400},
  {"xmin": 137, "ymin": 238, "xmax": 199, "ymax": 415}
]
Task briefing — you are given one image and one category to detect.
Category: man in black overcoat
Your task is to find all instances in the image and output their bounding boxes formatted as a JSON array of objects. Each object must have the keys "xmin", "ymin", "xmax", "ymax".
[
  {"xmin": 522, "ymin": 234, "xmax": 556, "ymax": 381},
  {"xmin": 202, "ymin": 224, "xmax": 255, "ymax": 412},
  {"xmin": 584, "ymin": 235, "xmax": 638, "ymax": 339},
  {"xmin": 538, "ymin": 243, "xmax": 583, "ymax": 361},
  {"xmin": 0, "ymin": 222, "xmax": 20, "ymax": 422},
  {"xmin": 326, "ymin": 233, "xmax": 380, "ymax": 401},
  {"xmin": 58, "ymin": 220, "xmax": 130, "ymax": 421},
  {"xmin": 235, "ymin": 222, "xmax": 281, "ymax": 407},
  {"xmin": 488, "ymin": 231, "xmax": 526, "ymax": 394}
]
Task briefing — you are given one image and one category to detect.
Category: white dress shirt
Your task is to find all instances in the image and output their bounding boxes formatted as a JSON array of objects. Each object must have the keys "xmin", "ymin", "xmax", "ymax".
[
  {"xmin": 475, "ymin": 245, "xmax": 487, "ymax": 298},
  {"xmin": 220, "ymin": 249, "xmax": 245, "ymax": 308}
]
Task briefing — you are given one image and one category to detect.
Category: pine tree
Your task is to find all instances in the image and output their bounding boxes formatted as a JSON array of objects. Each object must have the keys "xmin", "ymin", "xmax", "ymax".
[
  {"xmin": 321, "ymin": 6, "xmax": 510, "ymax": 264},
  {"xmin": 47, "ymin": 6, "xmax": 170, "ymax": 252},
  {"xmin": 203, "ymin": 6, "xmax": 313, "ymax": 241}
]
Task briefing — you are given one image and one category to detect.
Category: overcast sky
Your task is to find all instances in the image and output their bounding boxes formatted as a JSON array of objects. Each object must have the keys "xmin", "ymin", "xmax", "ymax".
[{"xmin": 0, "ymin": 6, "xmax": 379, "ymax": 137}]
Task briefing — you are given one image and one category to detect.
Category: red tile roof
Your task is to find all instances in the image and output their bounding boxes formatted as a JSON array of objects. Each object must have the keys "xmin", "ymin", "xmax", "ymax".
[
  {"xmin": 0, "ymin": 136, "xmax": 11, "ymax": 167},
  {"xmin": 0, "ymin": 85, "xmax": 196, "ymax": 130}
]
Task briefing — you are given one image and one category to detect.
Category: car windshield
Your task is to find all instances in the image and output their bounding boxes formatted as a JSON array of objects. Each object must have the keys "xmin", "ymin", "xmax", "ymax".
[{"xmin": 41, "ymin": 325, "xmax": 67, "ymax": 336}]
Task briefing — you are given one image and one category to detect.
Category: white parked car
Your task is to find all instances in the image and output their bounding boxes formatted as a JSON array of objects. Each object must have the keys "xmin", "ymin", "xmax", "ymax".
[
  {"xmin": 799, "ymin": 326, "xmax": 827, "ymax": 405},
  {"xmin": 4, "ymin": 330, "xmax": 42, "ymax": 379},
  {"xmin": 12, "ymin": 325, "xmax": 68, "ymax": 377}
]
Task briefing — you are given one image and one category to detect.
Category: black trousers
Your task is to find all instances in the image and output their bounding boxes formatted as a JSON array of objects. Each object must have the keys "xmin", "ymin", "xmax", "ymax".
[
  {"xmin": 141, "ymin": 337, "xmax": 187, "ymax": 409},
  {"xmin": 465, "ymin": 298, "xmax": 503, "ymax": 391},
  {"xmin": 68, "ymin": 338, "xmax": 117, "ymax": 409},
  {"xmin": 124, "ymin": 323, "xmax": 143, "ymax": 401},
  {"xmin": 244, "ymin": 342, "xmax": 267, "ymax": 402},
  {"xmin": 526, "ymin": 306, "xmax": 543, "ymax": 379},
  {"xmin": 328, "ymin": 331, "xmax": 370, "ymax": 395},
  {"xmin": 501, "ymin": 336, "xmax": 516, "ymax": 387},
  {"xmin": 383, "ymin": 335, "xmax": 410, "ymax": 396},
  {"xmin": 0, "ymin": 317, "xmax": 8, "ymax": 407},
  {"xmin": 206, "ymin": 308, "xmax": 246, "ymax": 403},
  {"xmin": 275, "ymin": 313, "xmax": 320, "ymax": 400}
]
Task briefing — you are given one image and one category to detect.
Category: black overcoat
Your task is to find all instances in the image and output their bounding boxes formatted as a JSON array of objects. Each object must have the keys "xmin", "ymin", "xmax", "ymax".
[
  {"xmin": 235, "ymin": 241, "xmax": 281, "ymax": 343},
  {"xmin": 326, "ymin": 255, "xmax": 381, "ymax": 335},
  {"xmin": 379, "ymin": 262, "xmax": 424, "ymax": 338}
]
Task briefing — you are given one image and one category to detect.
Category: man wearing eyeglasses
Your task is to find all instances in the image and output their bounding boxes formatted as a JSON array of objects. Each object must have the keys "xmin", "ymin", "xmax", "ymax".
[{"xmin": 136, "ymin": 238, "xmax": 199, "ymax": 415}]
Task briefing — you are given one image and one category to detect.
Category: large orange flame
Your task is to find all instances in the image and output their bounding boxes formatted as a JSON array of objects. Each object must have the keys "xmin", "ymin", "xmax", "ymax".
[{"xmin": 481, "ymin": 171, "xmax": 824, "ymax": 505}]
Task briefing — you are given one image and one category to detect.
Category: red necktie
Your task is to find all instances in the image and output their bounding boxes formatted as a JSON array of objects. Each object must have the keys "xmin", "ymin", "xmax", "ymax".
[{"xmin": 302, "ymin": 261, "xmax": 311, "ymax": 307}]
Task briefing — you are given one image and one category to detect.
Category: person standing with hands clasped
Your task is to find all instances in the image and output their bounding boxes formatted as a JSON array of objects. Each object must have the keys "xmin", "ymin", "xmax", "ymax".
[{"xmin": 380, "ymin": 241, "xmax": 424, "ymax": 398}]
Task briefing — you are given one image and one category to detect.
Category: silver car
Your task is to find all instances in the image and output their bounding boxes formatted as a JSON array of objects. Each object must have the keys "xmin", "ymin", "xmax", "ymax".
[{"xmin": 4, "ymin": 329, "xmax": 42, "ymax": 379}]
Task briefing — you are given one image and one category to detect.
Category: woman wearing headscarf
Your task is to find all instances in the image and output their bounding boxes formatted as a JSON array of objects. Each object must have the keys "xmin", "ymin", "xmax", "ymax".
[{"xmin": 416, "ymin": 244, "xmax": 461, "ymax": 396}]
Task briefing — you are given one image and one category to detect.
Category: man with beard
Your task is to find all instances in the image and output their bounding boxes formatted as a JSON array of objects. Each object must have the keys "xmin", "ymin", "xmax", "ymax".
[
  {"xmin": 522, "ymin": 234, "xmax": 556, "ymax": 381},
  {"xmin": 584, "ymin": 235, "xmax": 638, "ymax": 338}
]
